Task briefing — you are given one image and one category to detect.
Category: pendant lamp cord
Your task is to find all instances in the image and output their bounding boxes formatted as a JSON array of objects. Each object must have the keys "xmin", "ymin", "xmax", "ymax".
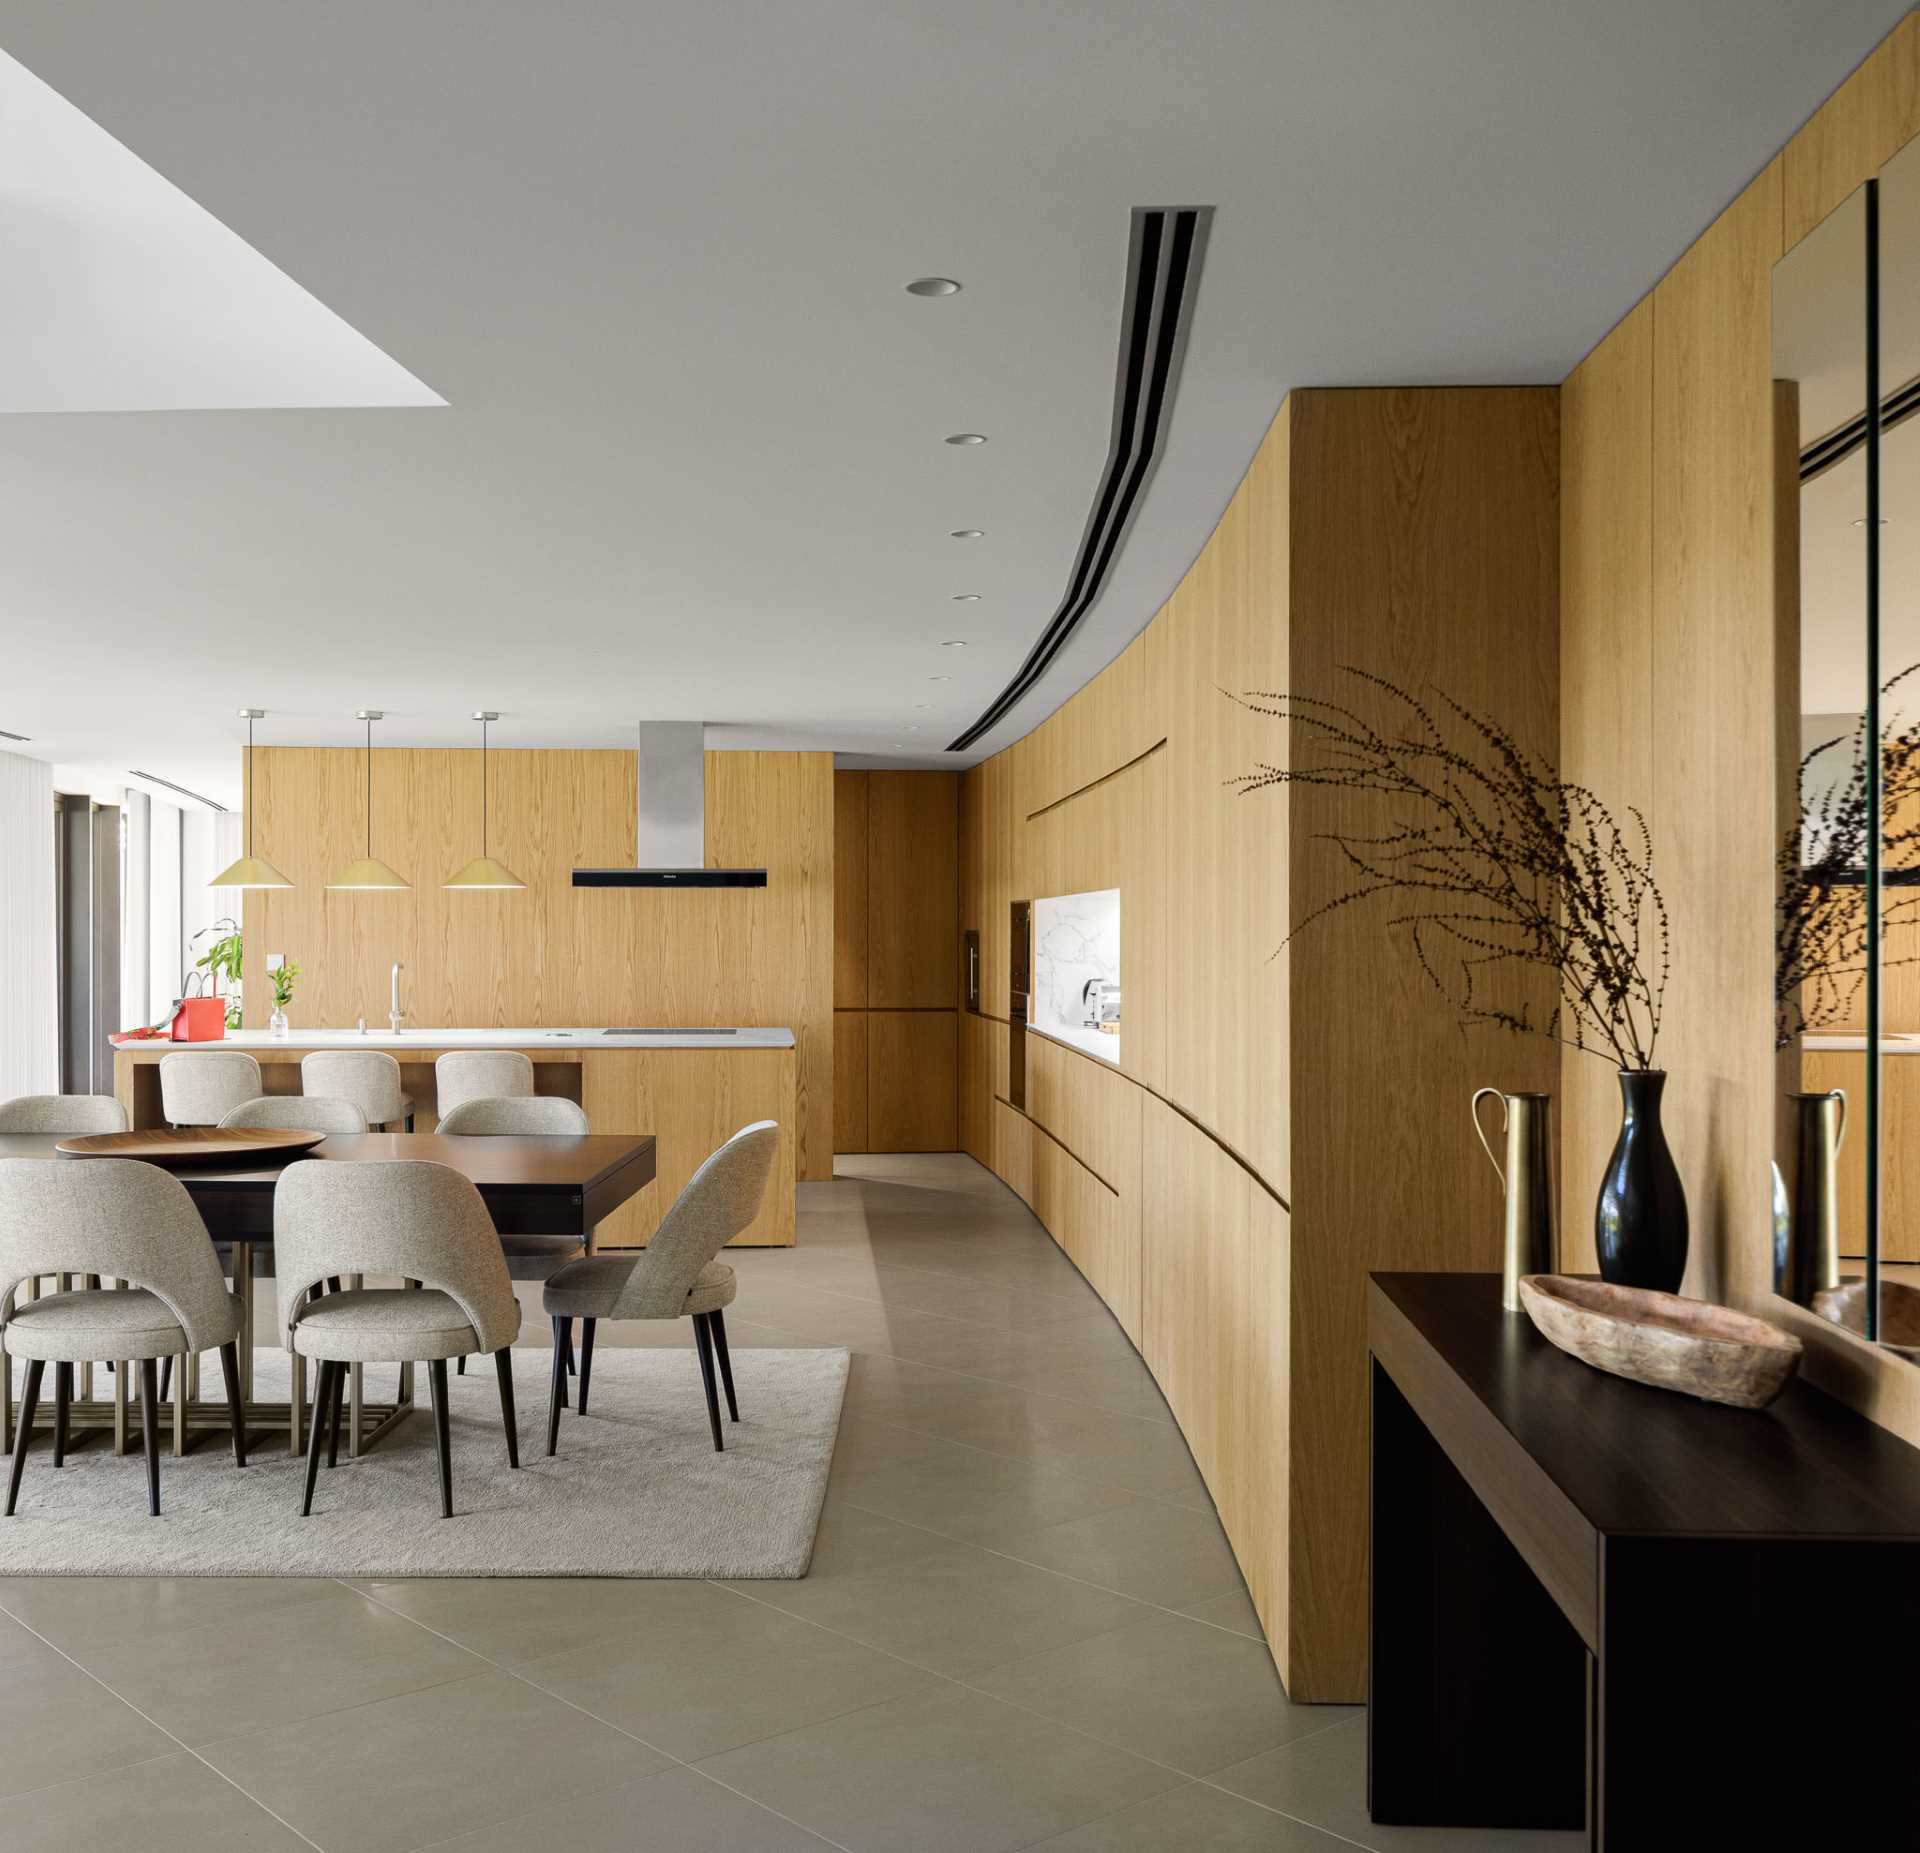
[
  {"xmin": 482, "ymin": 714, "xmax": 489, "ymax": 854},
  {"xmin": 245, "ymin": 714, "xmax": 254, "ymax": 857},
  {"xmin": 365, "ymin": 713, "xmax": 373, "ymax": 857}
]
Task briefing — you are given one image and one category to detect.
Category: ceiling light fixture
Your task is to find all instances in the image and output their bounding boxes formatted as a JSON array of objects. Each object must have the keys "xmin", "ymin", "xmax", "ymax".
[
  {"xmin": 951, "ymin": 594, "xmax": 981, "ymax": 602},
  {"xmin": 929, "ymin": 675, "xmax": 952, "ymax": 683},
  {"xmin": 211, "ymin": 709, "xmax": 295, "ymax": 889},
  {"xmin": 950, "ymin": 529, "xmax": 985, "ymax": 540},
  {"xmin": 444, "ymin": 711, "xmax": 527, "ymax": 891},
  {"xmin": 914, "ymin": 704, "xmax": 933, "ymax": 710},
  {"xmin": 906, "ymin": 277, "xmax": 962, "ymax": 297},
  {"xmin": 941, "ymin": 640, "xmax": 969, "ymax": 648},
  {"xmin": 328, "ymin": 710, "xmax": 411, "ymax": 891},
  {"xmin": 944, "ymin": 433, "xmax": 988, "ymax": 446}
]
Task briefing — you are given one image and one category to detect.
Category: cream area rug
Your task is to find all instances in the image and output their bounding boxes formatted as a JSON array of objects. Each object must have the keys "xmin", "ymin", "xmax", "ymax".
[{"xmin": 0, "ymin": 1345, "xmax": 847, "ymax": 1578}]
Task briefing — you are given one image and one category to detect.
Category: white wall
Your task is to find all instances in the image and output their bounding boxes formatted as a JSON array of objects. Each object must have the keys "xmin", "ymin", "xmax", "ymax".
[
  {"xmin": 0, "ymin": 749, "xmax": 57, "ymax": 1099},
  {"xmin": 179, "ymin": 808, "xmax": 242, "ymax": 1016},
  {"xmin": 148, "ymin": 796, "xmax": 182, "ymax": 1019}
]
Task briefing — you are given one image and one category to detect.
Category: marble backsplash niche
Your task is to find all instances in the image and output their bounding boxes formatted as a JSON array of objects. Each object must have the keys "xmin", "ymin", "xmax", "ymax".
[{"xmin": 1031, "ymin": 887, "xmax": 1120, "ymax": 1064}]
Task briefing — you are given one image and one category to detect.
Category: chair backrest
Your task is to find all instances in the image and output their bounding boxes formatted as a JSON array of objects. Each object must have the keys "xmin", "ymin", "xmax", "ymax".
[
  {"xmin": 159, "ymin": 1051, "xmax": 263, "ymax": 1127},
  {"xmin": 0, "ymin": 1094, "xmax": 129, "ymax": 1136},
  {"xmin": 221, "ymin": 1095, "xmax": 370, "ymax": 1135},
  {"xmin": 0, "ymin": 1158, "xmax": 234, "ymax": 1347},
  {"xmin": 272, "ymin": 1159, "xmax": 519, "ymax": 1352},
  {"xmin": 435, "ymin": 1050, "xmax": 536, "ymax": 1117},
  {"xmin": 300, "ymin": 1051, "xmax": 405, "ymax": 1126},
  {"xmin": 614, "ymin": 1121, "xmax": 778, "ymax": 1320},
  {"xmin": 437, "ymin": 1096, "xmax": 589, "ymax": 1137}
]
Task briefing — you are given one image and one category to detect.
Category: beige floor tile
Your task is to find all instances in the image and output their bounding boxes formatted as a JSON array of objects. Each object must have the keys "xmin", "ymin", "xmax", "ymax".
[
  {"xmin": 514, "ymin": 1584, "xmax": 942, "ymax": 1759},
  {"xmin": 1027, "ymin": 1780, "xmax": 1356, "ymax": 1849},
  {"xmin": 1009, "ymin": 1353, "xmax": 1176, "ymax": 1422},
  {"xmin": 0, "ymin": 1573, "xmax": 338, "ymax": 1655},
  {"xmin": 352, "ymin": 1573, "xmax": 737, "ymax": 1665},
  {"xmin": 424, "ymin": 1763, "xmax": 835, "ymax": 1851},
  {"xmin": 0, "ymin": 1654, "xmax": 177, "ymax": 1799},
  {"xmin": 699, "ymin": 1682, "xmax": 1184, "ymax": 1853},
  {"xmin": 1, "ymin": 1750, "xmax": 312, "ymax": 1851},
  {"xmin": 73, "ymin": 1584, "xmax": 489, "ymax": 1745},
  {"xmin": 971, "ymin": 1609, "xmax": 1349, "ymax": 1777},
  {"xmin": 0, "ymin": 1608, "xmax": 64, "ymax": 1673},
  {"xmin": 1181, "ymin": 1587, "xmax": 1269, "ymax": 1640},
  {"xmin": 995, "ymin": 1496, "xmax": 1248, "ymax": 1607},
  {"xmin": 203, "ymin": 1668, "xmax": 658, "ymax": 1853},
  {"xmin": 735, "ymin": 1494, "xmax": 949, "ymax": 1584},
  {"xmin": 734, "ymin": 1542, "xmax": 1150, "ymax": 1675},
  {"xmin": 1211, "ymin": 1715, "xmax": 1587, "ymax": 1852},
  {"xmin": 839, "ymin": 1349, "xmax": 1018, "ymax": 1428}
]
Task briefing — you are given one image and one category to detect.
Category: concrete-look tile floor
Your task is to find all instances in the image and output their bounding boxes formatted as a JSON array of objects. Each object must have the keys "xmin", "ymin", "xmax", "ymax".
[{"xmin": 0, "ymin": 1153, "xmax": 1584, "ymax": 1852}]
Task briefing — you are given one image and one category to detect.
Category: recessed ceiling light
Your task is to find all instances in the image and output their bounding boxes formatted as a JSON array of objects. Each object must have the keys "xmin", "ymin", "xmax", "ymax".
[
  {"xmin": 941, "ymin": 639, "xmax": 968, "ymax": 648},
  {"xmin": 945, "ymin": 433, "xmax": 988, "ymax": 446},
  {"xmin": 906, "ymin": 277, "xmax": 962, "ymax": 297},
  {"xmin": 914, "ymin": 703, "xmax": 933, "ymax": 710},
  {"xmin": 950, "ymin": 528, "xmax": 985, "ymax": 539},
  {"xmin": 951, "ymin": 594, "xmax": 982, "ymax": 603},
  {"xmin": 929, "ymin": 675, "xmax": 952, "ymax": 682}
]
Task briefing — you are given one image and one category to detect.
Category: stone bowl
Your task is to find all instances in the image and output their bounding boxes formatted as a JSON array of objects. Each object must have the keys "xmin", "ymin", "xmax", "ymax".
[{"xmin": 1517, "ymin": 1275, "xmax": 1804, "ymax": 1410}]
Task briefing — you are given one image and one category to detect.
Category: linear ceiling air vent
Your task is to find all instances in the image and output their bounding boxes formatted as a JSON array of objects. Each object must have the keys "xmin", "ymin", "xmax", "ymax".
[
  {"xmin": 947, "ymin": 204, "xmax": 1212, "ymax": 753},
  {"xmin": 1800, "ymin": 372, "xmax": 1920, "ymax": 482},
  {"xmin": 127, "ymin": 770, "xmax": 225, "ymax": 810}
]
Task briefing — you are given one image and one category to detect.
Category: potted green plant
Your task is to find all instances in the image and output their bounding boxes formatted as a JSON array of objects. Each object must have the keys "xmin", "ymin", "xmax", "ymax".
[
  {"xmin": 268, "ymin": 956, "xmax": 301, "ymax": 1039},
  {"xmin": 190, "ymin": 918, "xmax": 244, "ymax": 1030}
]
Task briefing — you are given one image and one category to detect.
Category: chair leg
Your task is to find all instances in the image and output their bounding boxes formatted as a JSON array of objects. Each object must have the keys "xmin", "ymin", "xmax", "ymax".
[
  {"xmin": 710, "ymin": 1308, "xmax": 739, "ymax": 1423},
  {"xmin": 326, "ymin": 1360, "xmax": 347, "ymax": 1469},
  {"xmin": 495, "ymin": 1349, "xmax": 519, "ymax": 1469},
  {"xmin": 547, "ymin": 1317, "xmax": 566, "ymax": 1456},
  {"xmin": 578, "ymin": 1319, "xmax": 596, "ymax": 1417},
  {"xmin": 158, "ymin": 1354, "xmax": 172, "ymax": 1406},
  {"xmin": 556, "ymin": 1316, "xmax": 572, "ymax": 1409},
  {"xmin": 428, "ymin": 1358, "xmax": 453, "ymax": 1518},
  {"xmin": 218, "ymin": 1342, "xmax": 247, "ymax": 1468},
  {"xmin": 52, "ymin": 1362, "xmax": 69, "ymax": 1467},
  {"xmin": 139, "ymin": 1358, "xmax": 161, "ymax": 1516},
  {"xmin": 301, "ymin": 1360, "xmax": 334, "ymax": 1516},
  {"xmin": 457, "ymin": 1354, "xmax": 466, "ymax": 1376},
  {"xmin": 692, "ymin": 1314, "xmax": 724, "ymax": 1453},
  {"xmin": 7, "ymin": 1361, "xmax": 43, "ymax": 1516}
]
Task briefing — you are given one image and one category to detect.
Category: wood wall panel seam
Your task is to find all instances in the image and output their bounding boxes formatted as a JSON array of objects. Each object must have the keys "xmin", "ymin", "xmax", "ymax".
[{"xmin": 1022, "ymin": 739, "xmax": 1170, "ymax": 822}]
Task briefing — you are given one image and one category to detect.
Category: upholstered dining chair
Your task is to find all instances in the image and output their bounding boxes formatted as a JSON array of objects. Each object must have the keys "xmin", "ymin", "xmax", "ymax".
[
  {"xmin": 0, "ymin": 1158, "xmax": 245, "ymax": 1515},
  {"xmin": 0, "ymin": 1095, "xmax": 129, "ymax": 1136},
  {"xmin": 219, "ymin": 1096, "xmax": 369, "ymax": 1135},
  {"xmin": 301, "ymin": 1051, "xmax": 412, "ymax": 1131},
  {"xmin": 434, "ymin": 1050, "xmax": 534, "ymax": 1120},
  {"xmin": 436, "ymin": 1094, "xmax": 590, "ymax": 1378},
  {"xmin": 542, "ymin": 1120, "xmax": 776, "ymax": 1457},
  {"xmin": 274, "ymin": 1160, "xmax": 522, "ymax": 1518},
  {"xmin": 159, "ymin": 1050, "xmax": 262, "ymax": 1127}
]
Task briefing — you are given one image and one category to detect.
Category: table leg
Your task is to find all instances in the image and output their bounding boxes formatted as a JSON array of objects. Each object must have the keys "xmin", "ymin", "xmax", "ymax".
[{"xmin": 1368, "ymin": 1360, "xmax": 1586, "ymax": 1834}]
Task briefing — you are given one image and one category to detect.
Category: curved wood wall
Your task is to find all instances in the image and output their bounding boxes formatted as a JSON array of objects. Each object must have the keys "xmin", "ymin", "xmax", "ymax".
[{"xmin": 961, "ymin": 388, "xmax": 1560, "ymax": 1701}]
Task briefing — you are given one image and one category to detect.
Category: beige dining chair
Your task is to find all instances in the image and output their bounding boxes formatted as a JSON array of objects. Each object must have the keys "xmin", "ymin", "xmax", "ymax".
[
  {"xmin": 542, "ymin": 1120, "xmax": 776, "ymax": 1456},
  {"xmin": 159, "ymin": 1051, "xmax": 262, "ymax": 1127},
  {"xmin": 0, "ymin": 1095, "xmax": 129, "ymax": 1136},
  {"xmin": 434, "ymin": 1051, "xmax": 534, "ymax": 1120},
  {"xmin": 219, "ymin": 1096, "xmax": 369, "ymax": 1135},
  {"xmin": 435, "ymin": 1094, "xmax": 590, "ymax": 1379},
  {"xmin": 0, "ymin": 1158, "xmax": 245, "ymax": 1515},
  {"xmin": 274, "ymin": 1160, "xmax": 522, "ymax": 1518},
  {"xmin": 301, "ymin": 1051, "xmax": 412, "ymax": 1131}
]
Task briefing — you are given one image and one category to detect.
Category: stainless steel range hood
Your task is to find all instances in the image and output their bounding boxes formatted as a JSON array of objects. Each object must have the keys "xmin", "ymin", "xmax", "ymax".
[{"xmin": 571, "ymin": 722, "xmax": 767, "ymax": 888}]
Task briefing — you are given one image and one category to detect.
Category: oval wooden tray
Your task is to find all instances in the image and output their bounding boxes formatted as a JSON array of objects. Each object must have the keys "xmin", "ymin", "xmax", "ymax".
[
  {"xmin": 1518, "ymin": 1274, "xmax": 1803, "ymax": 1409},
  {"xmin": 54, "ymin": 1127, "xmax": 328, "ymax": 1166}
]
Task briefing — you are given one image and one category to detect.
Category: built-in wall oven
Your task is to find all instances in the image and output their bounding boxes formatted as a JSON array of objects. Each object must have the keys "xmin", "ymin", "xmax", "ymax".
[{"xmin": 1008, "ymin": 899, "xmax": 1031, "ymax": 1110}]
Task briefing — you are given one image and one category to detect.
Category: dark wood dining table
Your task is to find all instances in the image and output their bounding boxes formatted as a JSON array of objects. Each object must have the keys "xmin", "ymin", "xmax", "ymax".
[{"xmin": 0, "ymin": 1130, "xmax": 657, "ymax": 1459}]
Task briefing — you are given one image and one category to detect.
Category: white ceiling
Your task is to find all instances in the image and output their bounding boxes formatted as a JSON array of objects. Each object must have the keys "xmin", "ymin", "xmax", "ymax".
[{"xmin": 0, "ymin": 0, "xmax": 1909, "ymax": 806}]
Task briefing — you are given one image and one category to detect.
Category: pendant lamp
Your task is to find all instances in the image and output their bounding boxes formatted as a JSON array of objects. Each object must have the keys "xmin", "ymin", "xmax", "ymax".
[
  {"xmin": 210, "ymin": 708, "xmax": 294, "ymax": 889},
  {"xmin": 327, "ymin": 710, "xmax": 411, "ymax": 890},
  {"xmin": 444, "ymin": 710, "xmax": 526, "ymax": 889}
]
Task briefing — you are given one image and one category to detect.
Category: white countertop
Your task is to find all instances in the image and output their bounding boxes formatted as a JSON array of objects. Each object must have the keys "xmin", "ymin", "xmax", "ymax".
[
  {"xmin": 148, "ymin": 1027, "xmax": 796, "ymax": 1052},
  {"xmin": 1802, "ymin": 1033, "xmax": 1920, "ymax": 1054}
]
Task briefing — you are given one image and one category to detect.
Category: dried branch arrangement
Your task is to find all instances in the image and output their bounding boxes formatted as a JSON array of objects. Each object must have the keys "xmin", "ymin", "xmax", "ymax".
[
  {"xmin": 1234, "ymin": 667, "xmax": 1668, "ymax": 1070},
  {"xmin": 1776, "ymin": 663, "xmax": 1920, "ymax": 1049}
]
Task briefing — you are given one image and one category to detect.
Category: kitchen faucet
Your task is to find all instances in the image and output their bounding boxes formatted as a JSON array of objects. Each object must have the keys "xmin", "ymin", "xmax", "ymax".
[{"xmin": 390, "ymin": 962, "xmax": 405, "ymax": 1035}]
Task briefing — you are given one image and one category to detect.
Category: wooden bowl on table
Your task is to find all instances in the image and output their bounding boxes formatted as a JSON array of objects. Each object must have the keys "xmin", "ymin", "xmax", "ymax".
[{"xmin": 53, "ymin": 1127, "xmax": 328, "ymax": 1167}]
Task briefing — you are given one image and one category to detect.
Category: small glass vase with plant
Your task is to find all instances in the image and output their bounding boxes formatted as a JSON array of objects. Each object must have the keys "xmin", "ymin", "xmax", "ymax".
[{"xmin": 268, "ymin": 956, "xmax": 301, "ymax": 1039}]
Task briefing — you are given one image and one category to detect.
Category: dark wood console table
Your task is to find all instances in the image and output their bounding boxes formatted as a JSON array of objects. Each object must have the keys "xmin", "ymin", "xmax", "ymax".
[{"xmin": 1369, "ymin": 1272, "xmax": 1920, "ymax": 1850}]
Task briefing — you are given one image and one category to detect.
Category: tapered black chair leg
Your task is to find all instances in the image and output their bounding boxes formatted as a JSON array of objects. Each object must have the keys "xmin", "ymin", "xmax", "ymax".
[
  {"xmin": 428, "ymin": 1358, "xmax": 453, "ymax": 1518},
  {"xmin": 218, "ymin": 1342, "xmax": 247, "ymax": 1467},
  {"xmin": 326, "ymin": 1362, "xmax": 346, "ymax": 1469},
  {"xmin": 301, "ymin": 1360, "xmax": 334, "ymax": 1515},
  {"xmin": 494, "ymin": 1349, "xmax": 519, "ymax": 1468},
  {"xmin": 578, "ymin": 1320, "xmax": 596, "ymax": 1417},
  {"xmin": 158, "ymin": 1354, "xmax": 172, "ymax": 1407},
  {"xmin": 457, "ymin": 1354, "xmax": 466, "ymax": 1376},
  {"xmin": 139, "ymin": 1358, "xmax": 161, "ymax": 1516},
  {"xmin": 557, "ymin": 1316, "xmax": 572, "ymax": 1409},
  {"xmin": 52, "ymin": 1362, "xmax": 70, "ymax": 1467},
  {"xmin": 693, "ymin": 1314, "xmax": 724, "ymax": 1452},
  {"xmin": 566, "ymin": 1335, "xmax": 576, "ymax": 1376},
  {"xmin": 710, "ymin": 1308, "xmax": 739, "ymax": 1422},
  {"xmin": 7, "ymin": 1360, "xmax": 43, "ymax": 1516},
  {"xmin": 547, "ymin": 1317, "xmax": 566, "ymax": 1456}
]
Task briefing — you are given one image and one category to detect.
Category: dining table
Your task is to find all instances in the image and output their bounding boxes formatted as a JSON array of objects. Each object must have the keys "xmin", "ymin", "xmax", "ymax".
[{"xmin": 0, "ymin": 1130, "xmax": 657, "ymax": 1461}]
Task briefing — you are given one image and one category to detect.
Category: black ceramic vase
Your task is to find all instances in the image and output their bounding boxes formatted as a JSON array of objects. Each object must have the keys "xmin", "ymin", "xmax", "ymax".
[{"xmin": 1594, "ymin": 1069, "xmax": 1688, "ymax": 1292}]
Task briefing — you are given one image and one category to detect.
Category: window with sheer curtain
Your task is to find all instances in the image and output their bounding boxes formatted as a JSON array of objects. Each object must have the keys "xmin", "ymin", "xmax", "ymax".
[{"xmin": 0, "ymin": 749, "xmax": 57, "ymax": 1100}]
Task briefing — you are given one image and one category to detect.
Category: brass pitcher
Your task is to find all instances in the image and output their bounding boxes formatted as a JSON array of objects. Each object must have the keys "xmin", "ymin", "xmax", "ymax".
[
  {"xmin": 1471, "ymin": 1089, "xmax": 1557, "ymax": 1312},
  {"xmin": 1778, "ymin": 1089, "xmax": 1847, "ymax": 1306}
]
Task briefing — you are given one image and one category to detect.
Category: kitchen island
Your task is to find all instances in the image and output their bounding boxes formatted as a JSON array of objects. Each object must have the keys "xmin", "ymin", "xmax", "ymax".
[{"xmin": 112, "ymin": 1028, "xmax": 796, "ymax": 1246}]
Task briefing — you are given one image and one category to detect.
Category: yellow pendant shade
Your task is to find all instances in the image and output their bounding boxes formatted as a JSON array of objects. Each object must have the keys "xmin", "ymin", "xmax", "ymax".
[
  {"xmin": 443, "ymin": 852, "xmax": 526, "ymax": 891},
  {"xmin": 326, "ymin": 854, "xmax": 411, "ymax": 892},
  {"xmin": 209, "ymin": 852, "xmax": 294, "ymax": 890}
]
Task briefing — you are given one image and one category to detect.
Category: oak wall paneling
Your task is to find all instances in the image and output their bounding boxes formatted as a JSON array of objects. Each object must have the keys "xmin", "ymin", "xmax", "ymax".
[
  {"xmin": 242, "ymin": 747, "xmax": 833, "ymax": 1188},
  {"xmin": 834, "ymin": 771, "xmax": 868, "ymax": 1008},
  {"xmin": 868, "ymin": 1009, "xmax": 959, "ymax": 1152},
  {"xmin": 834, "ymin": 1010, "xmax": 869, "ymax": 1154},
  {"xmin": 866, "ymin": 772, "xmax": 959, "ymax": 1008}
]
